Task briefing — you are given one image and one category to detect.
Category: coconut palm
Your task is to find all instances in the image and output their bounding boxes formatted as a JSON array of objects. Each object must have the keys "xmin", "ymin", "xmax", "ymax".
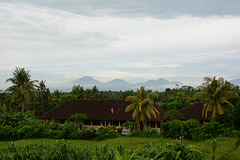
[
  {"xmin": 38, "ymin": 80, "xmax": 46, "ymax": 107},
  {"xmin": 5, "ymin": 67, "xmax": 38, "ymax": 112},
  {"xmin": 125, "ymin": 86, "xmax": 159, "ymax": 131},
  {"xmin": 194, "ymin": 76, "xmax": 238, "ymax": 119}
]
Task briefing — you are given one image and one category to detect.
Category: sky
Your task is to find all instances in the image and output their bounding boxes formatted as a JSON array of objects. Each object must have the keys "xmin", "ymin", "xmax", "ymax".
[{"xmin": 1, "ymin": 0, "xmax": 240, "ymax": 91}]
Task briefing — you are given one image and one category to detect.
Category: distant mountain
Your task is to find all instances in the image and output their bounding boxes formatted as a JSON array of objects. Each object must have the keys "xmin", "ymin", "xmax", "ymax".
[
  {"xmin": 135, "ymin": 78, "xmax": 182, "ymax": 91},
  {"xmin": 72, "ymin": 76, "xmax": 183, "ymax": 91},
  {"xmin": 73, "ymin": 76, "xmax": 102, "ymax": 86},
  {"xmin": 102, "ymin": 79, "xmax": 133, "ymax": 91},
  {"xmin": 230, "ymin": 78, "xmax": 240, "ymax": 86},
  {"xmin": 137, "ymin": 78, "xmax": 177, "ymax": 86}
]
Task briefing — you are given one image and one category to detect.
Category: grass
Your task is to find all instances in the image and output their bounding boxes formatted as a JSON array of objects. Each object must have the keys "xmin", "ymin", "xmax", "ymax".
[{"xmin": 0, "ymin": 137, "xmax": 240, "ymax": 160}]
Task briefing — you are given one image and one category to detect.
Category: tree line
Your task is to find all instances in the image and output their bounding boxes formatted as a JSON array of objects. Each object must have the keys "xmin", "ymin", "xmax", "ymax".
[{"xmin": 1, "ymin": 67, "xmax": 240, "ymax": 130}]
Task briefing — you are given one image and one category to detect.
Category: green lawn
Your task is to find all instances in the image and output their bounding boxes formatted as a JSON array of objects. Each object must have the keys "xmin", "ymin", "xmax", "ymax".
[{"xmin": 0, "ymin": 137, "xmax": 239, "ymax": 160}]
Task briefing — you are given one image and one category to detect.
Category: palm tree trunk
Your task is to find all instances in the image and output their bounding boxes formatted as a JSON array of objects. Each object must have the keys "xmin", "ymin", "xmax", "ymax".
[
  {"xmin": 212, "ymin": 154, "xmax": 215, "ymax": 160},
  {"xmin": 21, "ymin": 105, "xmax": 25, "ymax": 113},
  {"xmin": 41, "ymin": 95, "xmax": 43, "ymax": 107},
  {"xmin": 140, "ymin": 122, "xmax": 144, "ymax": 131},
  {"xmin": 21, "ymin": 101, "xmax": 25, "ymax": 113}
]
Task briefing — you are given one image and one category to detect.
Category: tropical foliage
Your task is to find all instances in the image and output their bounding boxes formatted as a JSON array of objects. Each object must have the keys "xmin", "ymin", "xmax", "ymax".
[
  {"xmin": 67, "ymin": 113, "xmax": 88, "ymax": 129},
  {"xmin": 194, "ymin": 77, "xmax": 239, "ymax": 119},
  {"xmin": 0, "ymin": 140, "xmax": 203, "ymax": 160},
  {"xmin": 164, "ymin": 109, "xmax": 183, "ymax": 120},
  {"xmin": 4, "ymin": 67, "xmax": 38, "ymax": 112},
  {"xmin": 125, "ymin": 86, "xmax": 159, "ymax": 130}
]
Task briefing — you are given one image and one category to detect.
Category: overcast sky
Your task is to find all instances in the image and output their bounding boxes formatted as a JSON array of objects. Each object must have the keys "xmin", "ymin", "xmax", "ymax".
[{"xmin": 1, "ymin": 0, "xmax": 240, "ymax": 91}]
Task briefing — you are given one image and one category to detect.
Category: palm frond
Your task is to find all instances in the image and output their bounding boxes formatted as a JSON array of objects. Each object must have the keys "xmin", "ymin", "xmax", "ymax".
[{"xmin": 125, "ymin": 104, "xmax": 137, "ymax": 112}]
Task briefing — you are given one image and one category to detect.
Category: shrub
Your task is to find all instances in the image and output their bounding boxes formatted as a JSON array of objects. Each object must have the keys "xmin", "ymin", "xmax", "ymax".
[
  {"xmin": 85, "ymin": 129, "xmax": 97, "ymax": 140},
  {"xmin": 94, "ymin": 128, "xmax": 118, "ymax": 141},
  {"xmin": 89, "ymin": 126, "xmax": 95, "ymax": 130},
  {"xmin": 181, "ymin": 119, "xmax": 200, "ymax": 140},
  {"xmin": 200, "ymin": 120, "xmax": 223, "ymax": 139},
  {"xmin": 122, "ymin": 121, "xmax": 139, "ymax": 132},
  {"xmin": 98, "ymin": 125, "xmax": 104, "ymax": 131},
  {"xmin": 161, "ymin": 120, "xmax": 225, "ymax": 141},
  {"xmin": 128, "ymin": 130, "xmax": 142, "ymax": 137},
  {"xmin": 161, "ymin": 120, "xmax": 182, "ymax": 138},
  {"xmin": 58, "ymin": 122, "xmax": 77, "ymax": 139},
  {"xmin": 142, "ymin": 128, "xmax": 160, "ymax": 138},
  {"xmin": 69, "ymin": 131, "xmax": 82, "ymax": 139},
  {"xmin": 49, "ymin": 120, "xmax": 61, "ymax": 131},
  {"xmin": 107, "ymin": 125, "xmax": 116, "ymax": 130},
  {"xmin": 223, "ymin": 128, "xmax": 240, "ymax": 138},
  {"xmin": 0, "ymin": 126, "xmax": 16, "ymax": 140},
  {"xmin": 116, "ymin": 126, "xmax": 123, "ymax": 134},
  {"xmin": 128, "ymin": 128, "xmax": 160, "ymax": 138},
  {"xmin": 32, "ymin": 124, "xmax": 46, "ymax": 138},
  {"xmin": 17, "ymin": 125, "xmax": 34, "ymax": 139}
]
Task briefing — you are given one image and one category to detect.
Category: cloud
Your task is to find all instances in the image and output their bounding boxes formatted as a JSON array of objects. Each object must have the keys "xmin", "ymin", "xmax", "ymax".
[
  {"xmin": 2, "ymin": 0, "xmax": 240, "ymax": 18},
  {"xmin": 1, "ymin": 1, "xmax": 240, "ymax": 90}
]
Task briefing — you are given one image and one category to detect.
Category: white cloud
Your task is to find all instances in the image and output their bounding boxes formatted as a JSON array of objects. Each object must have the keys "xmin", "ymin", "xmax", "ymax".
[{"xmin": 1, "ymin": 1, "xmax": 240, "ymax": 90}]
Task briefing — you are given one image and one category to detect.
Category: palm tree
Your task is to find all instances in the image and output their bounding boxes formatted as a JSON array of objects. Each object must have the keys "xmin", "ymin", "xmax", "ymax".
[
  {"xmin": 92, "ymin": 85, "xmax": 99, "ymax": 99},
  {"xmin": 194, "ymin": 76, "xmax": 238, "ymax": 119},
  {"xmin": 125, "ymin": 86, "xmax": 159, "ymax": 131},
  {"xmin": 38, "ymin": 80, "xmax": 46, "ymax": 107},
  {"xmin": 5, "ymin": 67, "xmax": 38, "ymax": 112}
]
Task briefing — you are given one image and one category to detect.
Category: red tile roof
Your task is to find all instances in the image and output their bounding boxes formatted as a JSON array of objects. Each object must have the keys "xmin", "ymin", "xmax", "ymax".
[{"xmin": 37, "ymin": 99, "xmax": 167, "ymax": 121}]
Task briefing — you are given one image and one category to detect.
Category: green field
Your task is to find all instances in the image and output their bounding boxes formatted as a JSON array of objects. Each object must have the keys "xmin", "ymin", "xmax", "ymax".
[{"xmin": 0, "ymin": 137, "xmax": 240, "ymax": 159}]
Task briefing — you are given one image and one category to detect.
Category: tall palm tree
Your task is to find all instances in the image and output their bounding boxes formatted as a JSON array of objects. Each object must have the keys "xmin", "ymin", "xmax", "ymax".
[
  {"xmin": 91, "ymin": 85, "xmax": 99, "ymax": 99},
  {"xmin": 5, "ymin": 67, "xmax": 38, "ymax": 112},
  {"xmin": 38, "ymin": 80, "xmax": 46, "ymax": 107},
  {"xmin": 194, "ymin": 76, "xmax": 238, "ymax": 119},
  {"xmin": 125, "ymin": 86, "xmax": 159, "ymax": 131}
]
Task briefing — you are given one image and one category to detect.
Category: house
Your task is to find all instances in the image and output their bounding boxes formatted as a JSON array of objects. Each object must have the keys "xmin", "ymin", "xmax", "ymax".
[
  {"xmin": 179, "ymin": 102, "xmax": 211, "ymax": 121},
  {"xmin": 37, "ymin": 99, "xmax": 167, "ymax": 130}
]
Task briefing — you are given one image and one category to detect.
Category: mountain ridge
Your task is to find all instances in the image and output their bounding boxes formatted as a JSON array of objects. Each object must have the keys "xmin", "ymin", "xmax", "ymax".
[
  {"xmin": 230, "ymin": 78, "xmax": 240, "ymax": 86},
  {"xmin": 73, "ymin": 76, "xmax": 182, "ymax": 91}
]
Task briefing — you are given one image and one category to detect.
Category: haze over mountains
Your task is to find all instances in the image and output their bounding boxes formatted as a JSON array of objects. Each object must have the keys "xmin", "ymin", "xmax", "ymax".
[
  {"xmin": 230, "ymin": 79, "xmax": 240, "ymax": 86},
  {"xmin": 73, "ymin": 76, "xmax": 182, "ymax": 91}
]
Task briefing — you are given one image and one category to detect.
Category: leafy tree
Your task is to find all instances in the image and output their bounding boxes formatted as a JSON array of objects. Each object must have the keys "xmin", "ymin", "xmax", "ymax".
[
  {"xmin": 125, "ymin": 86, "xmax": 159, "ymax": 131},
  {"xmin": 164, "ymin": 109, "xmax": 183, "ymax": 120},
  {"xmin": 122, "ymin": 120, "xmax": 139, "ymax": 132},
  {"xmin": 71, "ymin": 84, "xmax": 84, "ymax": 99},
  {"xmin": 53, "ymin": 89, "xmax": 62, "ymax": 98},
  {"xmin": 174, "ymin": 92, "xmax": 192, "ymax": 109},
  {"xmin": 67, "ymin": 113, "xmax": 88, "ymax": 129},
  {"xmin": 194, "ymin": 77, "xmax": 239, "ymax": 119},
  {"xmin": 5, "ymin": 67, "xmax": 38, "ymax": 112},
  {"xmin": 51, "ymin": 94, "xmax": 77, "ymax": 109}
]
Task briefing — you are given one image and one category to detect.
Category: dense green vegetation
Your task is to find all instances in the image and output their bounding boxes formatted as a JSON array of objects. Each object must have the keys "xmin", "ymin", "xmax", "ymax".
[
  {"xmin": 1, "ymin": 67, "xmax": 240, "ymax": 159},
  {"xmin": 0, "ymin": 137, "xmax": 239, "ymax": 160}
]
